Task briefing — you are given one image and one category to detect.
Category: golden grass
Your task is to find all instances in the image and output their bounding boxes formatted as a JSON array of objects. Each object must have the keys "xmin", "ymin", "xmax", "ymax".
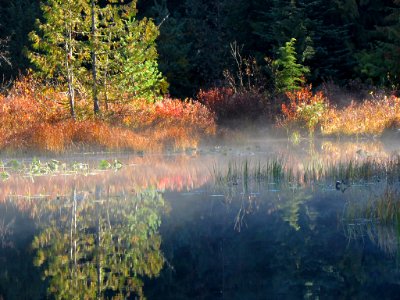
[
  {"xmin": 321, "ymin": 96, "xmax": 400, "ymax": 136},
  {"xmin": 0, "ymin": 77, "xmax": 216, "ymax": 153}
]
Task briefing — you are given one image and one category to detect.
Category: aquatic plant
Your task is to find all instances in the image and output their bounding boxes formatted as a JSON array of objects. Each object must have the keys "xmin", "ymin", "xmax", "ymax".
[
  {"xmin": 0, "ymin": 171, "xmax": 9, "ymax": 181},
  {"xmin": 212, "ymin": 155, "xmax": 400, "ymax": 188},
  {"xmin": 213, "ymin": 158, "xmax": 288, "ymax": 188}
]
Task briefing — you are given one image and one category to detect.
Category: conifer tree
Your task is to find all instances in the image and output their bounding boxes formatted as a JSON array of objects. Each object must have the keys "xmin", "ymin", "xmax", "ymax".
[
  {"xmin": 355, "ymin": 0, "xmax": 400, "ymax": 88},
  {"xmin": 272, "ymin": 38, "xmax": 310, "ymax": 93},
  {"xmin": 29, "ymin": 0, "xmax": 89, "ymax": 118},
  {"xmin": 147, "ymin": 0, "xmax": 192, "ymax": 97},
  {"xmin": 0, "ymin": 0, "xmax": 40, "ymax": 78},
  {"xmin": 29, "ymin": 0, "xmax": 167, "ymax": 117}
]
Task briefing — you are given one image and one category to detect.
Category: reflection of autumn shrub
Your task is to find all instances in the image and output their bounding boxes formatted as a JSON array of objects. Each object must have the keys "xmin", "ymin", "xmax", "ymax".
[
  {"xmin": 280, "ymin": 85, "xmax": 328, "ymax": 134},
  {"xmin": 0, "ymin": 77, "xmax": 216, "ymax": 153},
  {"xmin": 197, "ymin": 87, "xmax": 267, "ymax": 120},
  {"xmin": 321, "ymin": 96, "xmax": 400, "ymax": 136}
]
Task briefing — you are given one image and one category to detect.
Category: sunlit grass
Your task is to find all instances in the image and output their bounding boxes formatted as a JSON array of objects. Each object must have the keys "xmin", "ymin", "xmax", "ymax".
[
  {"xmin": 321, "ymin": 95, "xmax": 400, "ymax": 136},
  {"xmin": 0, "ymin": 76, "xmax": 216, "ymax": 153}
]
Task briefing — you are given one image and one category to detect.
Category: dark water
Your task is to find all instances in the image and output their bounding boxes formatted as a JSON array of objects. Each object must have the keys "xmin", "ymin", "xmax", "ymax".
[{"xmin": 1, "ymin": 138, "xmax": 400, "ymax": 299}]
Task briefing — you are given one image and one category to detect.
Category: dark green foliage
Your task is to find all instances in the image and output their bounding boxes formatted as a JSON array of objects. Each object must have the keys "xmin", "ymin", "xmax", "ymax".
[
  {"xmin": 0, "ymin": 0, "xmax": 40, "ymax": 78},
  {"xmin": 2, "ymin": 0, "xmax": 400, "ymax": 95},
  {"xmin": 147, "ymin": 1, "xmax": 193, "ymax": 96},
  {"xmin": 354, "ymin": 0, "xmax": 400, "ymax": 88}
]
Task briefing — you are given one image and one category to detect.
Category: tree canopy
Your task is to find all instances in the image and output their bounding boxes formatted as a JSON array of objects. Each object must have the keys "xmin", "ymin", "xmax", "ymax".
[{"xmin": 1, "ymin": 0, "xmax": 400, "ymax": 97}]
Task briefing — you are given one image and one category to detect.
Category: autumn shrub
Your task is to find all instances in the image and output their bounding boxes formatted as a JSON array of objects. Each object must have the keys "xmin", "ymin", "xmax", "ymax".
[
  {"xmin": 109, "ymin": 97, "xmax": 214, "ymax": 130},
  {"xmin": 280, "ymin": 85, "xmax": 329, "ymax": 135},
  {"xmin": 108, "ymin": 97, "xmax": 216, "ymax": 150},
  {"xmin": 197, "ymin": 87, "xmax": 267, "ymax": 120},
  {"xmin": 321, "ymin": 95, "xmax": 400, "ymax": 136},
  {"xmin": 0, "ymin": 77, "xmax": 216, "ymax": 153}
]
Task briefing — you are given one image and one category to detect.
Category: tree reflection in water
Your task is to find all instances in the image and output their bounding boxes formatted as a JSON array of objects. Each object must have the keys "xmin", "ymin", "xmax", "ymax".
[{"xmin": 31, "ymin": 186, "xmax": 167, "ymax": 299}]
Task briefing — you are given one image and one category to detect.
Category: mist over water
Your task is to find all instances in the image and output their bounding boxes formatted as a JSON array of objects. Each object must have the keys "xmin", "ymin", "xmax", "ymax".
[{"xmin": 1, "ymin": 132, "xmax": 400, "ymax": 299}]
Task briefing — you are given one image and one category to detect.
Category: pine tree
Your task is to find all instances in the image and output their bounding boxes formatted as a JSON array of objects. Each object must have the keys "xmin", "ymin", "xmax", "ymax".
[
  {"xmin": 29, "ymin": 0, "xmax": 167, "ymax": 117},
  {"xmin": 0, "ymin": 35, "xmax": 11, "ymax": 67},
  {"xmin": 115, "ymin": 16, "xmax": 168, "ymax": 101},
  {"xmin": 146, "ymin": 0, "xmax": 192, "ymax": 97},
  {"xmin": 353, "ymin": 0, "xmax": 400, "ymax": 87},
  {"xmin": 0, "ymin": 0, "xmax": 40, "ymax": 78},
  {"xmin": 252, "ymin": 0, "xmax": 308, "ymax": 60},
  {"xmin": 302, "ymin": 0, "xmax": 354, "ymax": 81},
  {"xmin": 29, "ymin": 0, "xmax": 89, "ymax": 118},
  {"xmin": 272, "ymin": 38, "xmax": 310, "ymax": 93}
]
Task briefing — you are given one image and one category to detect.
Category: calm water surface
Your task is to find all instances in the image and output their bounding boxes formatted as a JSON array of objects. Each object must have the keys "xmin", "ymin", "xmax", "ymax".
[{"xmin": 1, "ymin": 137, "xmax": 400, "ymax": 299}]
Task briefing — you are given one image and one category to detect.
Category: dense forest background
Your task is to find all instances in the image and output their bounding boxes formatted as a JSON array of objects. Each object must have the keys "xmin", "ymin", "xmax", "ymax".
[{"xmin": 1, "ymin": 0, "xmax": 400, "ymax": 98}]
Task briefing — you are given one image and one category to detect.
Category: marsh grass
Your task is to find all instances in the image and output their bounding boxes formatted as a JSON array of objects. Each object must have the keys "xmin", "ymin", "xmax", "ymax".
[
  {"xmin": 321, "ymin": 95, "xmax": 400, "ymax": 136},
  {"xmin": 212, "ymin": 158, "xmax": 287, "ymax": 188},
  {"xmin": 343, "ymin": 186, "xmax": 400, "ymax": 255},
  {"xmin": 212, "ymin": 155, "xmax": 400, "ymax": 188}
]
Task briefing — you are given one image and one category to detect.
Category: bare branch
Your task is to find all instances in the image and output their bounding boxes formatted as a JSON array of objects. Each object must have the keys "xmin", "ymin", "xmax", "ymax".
[{"xmin": 0, "ymin": 36, "xmax": 11, "ymax": 67}]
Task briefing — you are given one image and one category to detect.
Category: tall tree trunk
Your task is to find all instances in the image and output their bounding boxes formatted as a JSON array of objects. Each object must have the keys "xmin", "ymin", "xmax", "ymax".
[
  {"xmin": 91, "ymin": 0, "xmax": 100, "ymax": 115},
  {"xmin": 65, "ymin": 10, "xmax": 75, "ymax": 119}
]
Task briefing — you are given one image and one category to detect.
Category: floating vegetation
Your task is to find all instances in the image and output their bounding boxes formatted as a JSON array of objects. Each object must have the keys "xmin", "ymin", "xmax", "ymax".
[
  {"xmin": 0, "ymin": 157, "xmax": 125, "ymax": 181},
  {"xmin": 98, "ymin": 159, "xmax": 112, "ymax": 170},
  {"xmin": 98, "ymin": 159, "xmax": 123, "ymax": 171},
  {"xmin": 0, "ymin": 171, "xmax": 10, "ymax": 181},
  {"xmin": 5, "ymin": 159, "xmax": 22, "ymax": 171}
]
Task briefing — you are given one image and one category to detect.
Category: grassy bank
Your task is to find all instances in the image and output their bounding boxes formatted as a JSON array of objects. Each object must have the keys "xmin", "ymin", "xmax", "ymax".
[
  {"xmin": 278, "ymin": 85, "xmax": 400, "ymax": 137},
  {"xmin": 1, "ymin": 77, "xmax": 400, "ymax": 154},
  {"xmin": 0, "ymin": 77, "xmax": 216, "ymax": 154}
]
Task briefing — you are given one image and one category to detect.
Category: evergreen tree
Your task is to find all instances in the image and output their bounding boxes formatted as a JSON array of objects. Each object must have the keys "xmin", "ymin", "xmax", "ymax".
[
  {"xmin": 0, "ymin": 0, "xmax": 40, "ymax": 78},
  {"xmin": 302, "ymin": 0, "xmax": 354, "ymax": 81},
  {"xmin": 29, "ymin": 0, "xmax": 167, "ymax": 117},
  {"xmin": 147, "ymin": 0, "xmax": 193, "ymax": 97},
  {"xmin": 252, "ymin": 0, "xmax": 308, "ymax": 60},
  {"xmin": 272, "ymin": 38, "xmax": 310, "ymax": 93},
  {"xmin": 29, "ymin": 0, "xmax": 89, "ymax": 117},
  {"xmin": 182, "ymin": 0, "xmax": 229, "ymax": 90},
  {"xmin": 355, "ymin": 0, "xmax": 400, "ymax": 88},
  {"xmin": 354, "ymin": 0, "xmax": 400, "ymax": 89},
  {"xmin": 114, "ymin": 16, "xmax": 168, "ymax": 101},
  {"xmin": 0, "ymin": 35, "xmax": 11, "ymax": 68}
]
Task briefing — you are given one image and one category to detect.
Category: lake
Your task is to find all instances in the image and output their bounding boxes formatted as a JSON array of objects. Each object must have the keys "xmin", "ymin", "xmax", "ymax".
[{"xmin": 1, "ymin": 135, "xmax": 400, "ymax": 299}]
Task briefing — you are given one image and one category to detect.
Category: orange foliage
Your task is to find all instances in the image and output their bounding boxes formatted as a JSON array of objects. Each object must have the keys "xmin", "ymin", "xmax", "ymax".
[
  {"xmin": 279, "ymin": 85, "xmax": 328, "ymax": 133},
  {"xmin": 0, "ymin": 76, "xmax": 216, "ymax": 153},
  {"xmin": 281, "ymin": 85, "xmax": 327, "ymax": 121}
]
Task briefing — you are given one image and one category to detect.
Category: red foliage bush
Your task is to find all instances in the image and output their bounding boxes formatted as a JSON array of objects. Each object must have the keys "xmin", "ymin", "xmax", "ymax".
[
  {"xmin": 281, "ymin": 85, "xmax": 327, "ymax": 121},
  {"xmin": 197, "ymin": 87, "xmax": 267, "ymax": 120}
]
